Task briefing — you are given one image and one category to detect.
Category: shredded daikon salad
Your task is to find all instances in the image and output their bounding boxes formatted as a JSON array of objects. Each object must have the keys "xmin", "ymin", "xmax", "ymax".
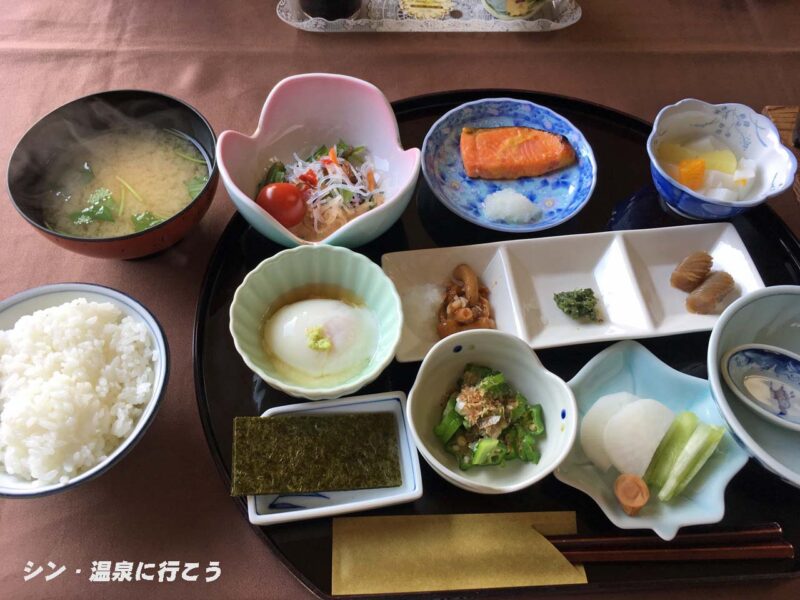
[{"xmin": 259, "ymin": 141, "xmax": 385, "ymax": 241}]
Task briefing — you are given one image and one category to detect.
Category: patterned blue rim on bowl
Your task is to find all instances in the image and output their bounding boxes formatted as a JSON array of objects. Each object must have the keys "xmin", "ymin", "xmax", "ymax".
[
  {"xmin": 421, "ymin": 98, "xmax": 597, "ymax": 233},
  {"xmin": 646, "ymin": 98, "xmax": 798, "ymax": 220}
]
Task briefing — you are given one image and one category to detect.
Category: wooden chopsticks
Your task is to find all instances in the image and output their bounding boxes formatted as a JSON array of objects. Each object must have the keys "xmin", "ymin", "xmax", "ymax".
[{"xmin": 546, "ymin": 522, "xmax": 795, "ymax": 563}]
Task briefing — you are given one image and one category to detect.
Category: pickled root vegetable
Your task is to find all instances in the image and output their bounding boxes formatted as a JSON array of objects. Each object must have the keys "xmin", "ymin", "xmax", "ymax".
[
  {"xmin": 602, "ymin": 399, "xmax": 675, "ymax": 477},
  {"xmin": 670, "ymin": 251, "xmax": 713, "ymax": 292},
  {"xmin": 614, "ymin": 473, "xmax": 650, "ymax": 516},
  {"xmin": 579, "ymin": 392, "xmax": 637, "ymax": 472},
  {"xmin": 686, "ymin": 271, "xmax": 735, "ymax": 314}
]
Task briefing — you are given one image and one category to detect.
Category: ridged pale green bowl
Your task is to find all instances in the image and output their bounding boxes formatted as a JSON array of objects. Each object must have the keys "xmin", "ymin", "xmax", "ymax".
[{"xmin": 229, "ymin": 245, "xmax": 402, "ymax": 400}]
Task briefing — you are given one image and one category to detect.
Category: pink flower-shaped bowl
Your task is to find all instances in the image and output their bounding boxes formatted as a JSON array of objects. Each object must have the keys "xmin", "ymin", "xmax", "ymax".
[{"xmin": 216, "ymin": 73, "xmax": 421, "ymax": 248}]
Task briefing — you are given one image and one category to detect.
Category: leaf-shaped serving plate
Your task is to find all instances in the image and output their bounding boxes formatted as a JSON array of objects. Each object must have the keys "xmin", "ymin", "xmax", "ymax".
[{"xmin": 554, "ymin": 340, "xmax": 748, "ymax": 540}]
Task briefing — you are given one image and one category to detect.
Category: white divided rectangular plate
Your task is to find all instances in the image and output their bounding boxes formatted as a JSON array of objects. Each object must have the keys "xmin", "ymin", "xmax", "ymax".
[
  {"xmin": 382, "ymin": 223, "xmax": 764, "ymax": 363},
  {"xmin": 247, "ymin": 392, "xmax": 422, "ymax": 526}
]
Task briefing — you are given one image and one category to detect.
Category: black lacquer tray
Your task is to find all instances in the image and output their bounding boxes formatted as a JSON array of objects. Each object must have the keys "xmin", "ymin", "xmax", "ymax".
[{"xmin": 194, "ymin": 90, "xmax": 800, "ymax": 598}]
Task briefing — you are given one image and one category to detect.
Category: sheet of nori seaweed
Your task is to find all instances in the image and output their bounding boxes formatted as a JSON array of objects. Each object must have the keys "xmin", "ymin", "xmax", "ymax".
[{"xmin": 231, "ymin": 413, "xmax": 402, "ymax": 496}]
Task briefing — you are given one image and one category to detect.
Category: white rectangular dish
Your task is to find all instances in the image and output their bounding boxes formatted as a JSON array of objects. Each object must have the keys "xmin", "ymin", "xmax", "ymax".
[
  {"xmin": 382, "ymin": 223, "xmax": 765, "ymax": 362},
  {"xmin": 247, "ymin": 392, "xmax": 422, "ymax": 526}
]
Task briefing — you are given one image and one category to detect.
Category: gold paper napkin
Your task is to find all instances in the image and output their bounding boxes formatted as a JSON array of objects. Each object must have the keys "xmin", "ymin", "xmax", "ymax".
[{"xmin": 332, "ymin": 511, "xmax": 587, "ymax": 595}]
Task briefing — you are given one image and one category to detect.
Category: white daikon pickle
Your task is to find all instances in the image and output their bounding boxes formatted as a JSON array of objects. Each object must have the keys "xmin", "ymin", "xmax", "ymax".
[
  {"xmin": 579, "ymin": 392, "xmax": 637, "ymax": 472},
  {"xmin": 603, "ymin": 399, "xmax": 675, "ymax": 477}
]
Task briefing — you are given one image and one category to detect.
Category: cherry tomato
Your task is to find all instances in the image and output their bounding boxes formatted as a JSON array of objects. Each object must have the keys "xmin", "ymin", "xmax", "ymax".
[{"xmin": 256, "ymin": 183, "xmax": 306, "ymax": 228}]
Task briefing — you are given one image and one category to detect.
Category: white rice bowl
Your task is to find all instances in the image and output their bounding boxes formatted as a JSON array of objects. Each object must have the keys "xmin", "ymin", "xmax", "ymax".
[{"xmin": 0, "ymin": 298, "xmax": 156, "ymax": 486}]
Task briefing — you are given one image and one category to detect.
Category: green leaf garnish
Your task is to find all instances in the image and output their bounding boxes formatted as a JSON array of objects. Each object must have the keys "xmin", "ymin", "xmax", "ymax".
[
  {"xmin": 131, "ymin": 211, "xmax": 164, "ymax": 232},
  {"xmin": 339, "ymin": 188, "xmax": 353, "ymax": 204},
  {"xmin": 187, "ymin": 174, "xmax": 209, "ymax": 199},
  {"xmin": 70, "ymin": 187, "xmax": 117, "ymax": 225},
  {"xmin": 174, "ymin": 149, "xmax": 207, "ymax": 164}
]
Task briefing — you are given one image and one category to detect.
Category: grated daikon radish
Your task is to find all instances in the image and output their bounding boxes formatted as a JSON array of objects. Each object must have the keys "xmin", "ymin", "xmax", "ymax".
[{"xmin": 482, "ymin": 189, "xmax": 542, "ymax": 224}]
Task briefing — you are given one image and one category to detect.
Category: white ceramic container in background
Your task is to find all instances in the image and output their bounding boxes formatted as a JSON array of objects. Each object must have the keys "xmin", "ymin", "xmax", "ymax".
[
  {"xmin": 406, "ymin": 329, "xmax": 577, "ymax": 495},
  {"xmin": 216, "ymin": 73, "xmax": 421, "ymax": 248},
  {"xmin": 0, "ymin": 283, "xmax": 169, "ymax": 498},
  {"xmin": 247, "ymin": 391, "xmax": 422, "ymax": 526}
]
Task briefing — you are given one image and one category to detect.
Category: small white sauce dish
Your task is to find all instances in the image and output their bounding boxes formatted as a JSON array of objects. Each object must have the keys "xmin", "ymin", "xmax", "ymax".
[
  {"xmin": 247, "ymin": 391, "xmax": 422, "ymax": 526},
  {"xmin": 216, "ymin": 73, "xmax": 421, "ymax": 248},
  {"xmin": 721, "ymin": 343, "xmax": 800, "ymax": 432},
  {"xmin": 406, "ymin": 329, "xmax": 577, "ymax": 495},
  {"xmin": 647, "ymin": 98, "xmax": 797, "ymax": 220}
]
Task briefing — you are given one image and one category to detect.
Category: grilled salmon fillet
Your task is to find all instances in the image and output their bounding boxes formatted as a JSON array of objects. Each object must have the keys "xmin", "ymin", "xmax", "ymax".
[{"xmin": 460, "ymin": 126, "xmax": 577, "ymax": 180}]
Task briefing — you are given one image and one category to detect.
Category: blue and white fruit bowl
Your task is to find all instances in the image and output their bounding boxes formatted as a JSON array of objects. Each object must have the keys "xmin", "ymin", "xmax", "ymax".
[{"xmin": 647, "ymin": 98, "xmax": 797, "ymax": 220}]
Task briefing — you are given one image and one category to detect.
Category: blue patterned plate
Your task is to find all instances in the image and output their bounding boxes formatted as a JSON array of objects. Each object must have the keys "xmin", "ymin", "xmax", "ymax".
[
  {"xmin": 421, "ymin": 98, "xmax": 597, "ymax": 233},
  {"xmin": 722, "ymin": 344, "xmax": 800, "ymax": 431}
]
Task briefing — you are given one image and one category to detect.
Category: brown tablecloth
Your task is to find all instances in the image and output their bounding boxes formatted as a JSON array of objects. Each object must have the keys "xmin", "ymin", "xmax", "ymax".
[{"xmin": 1, "ymin": 1, "xmax": 799, "ymax": 598}]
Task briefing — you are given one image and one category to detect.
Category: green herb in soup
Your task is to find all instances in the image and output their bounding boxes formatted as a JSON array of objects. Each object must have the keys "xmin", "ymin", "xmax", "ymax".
[
  {"xmin": 70, "ymin": 187, "xmax": 118, "ymax": 225},
  {"xmin": 44, "ymin": 127, "xmax": 208, "ymax": 238},
  {"xmin": 186, "ymin": 174, "xmax": 209, "ymax": 199},
  {"xmin": 131, "ymin": 211, "xmax": 165, "ymax": 232}
]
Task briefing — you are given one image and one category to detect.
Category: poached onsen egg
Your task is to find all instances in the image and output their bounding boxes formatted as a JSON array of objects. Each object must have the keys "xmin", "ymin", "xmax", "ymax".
[{"xmin": 263, "ymin": 299, "xmax": 378, "ymax": 386}]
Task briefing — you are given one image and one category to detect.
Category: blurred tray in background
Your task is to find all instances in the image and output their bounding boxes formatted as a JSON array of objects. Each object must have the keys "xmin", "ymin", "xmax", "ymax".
[{"xmin": 277, "ymin": 0, "xmax": 581, "ymax": 32}]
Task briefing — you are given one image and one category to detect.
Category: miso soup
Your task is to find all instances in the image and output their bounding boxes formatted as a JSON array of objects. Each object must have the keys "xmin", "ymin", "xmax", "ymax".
[{"xmin": 44, "ymin": 127, "xmax": 209, "ymax": 238}]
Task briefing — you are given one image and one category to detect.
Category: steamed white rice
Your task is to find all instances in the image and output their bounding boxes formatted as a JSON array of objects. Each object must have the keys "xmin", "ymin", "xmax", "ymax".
[{"xmin": 0, "ymin": 298, "xmax": 156, "ymax": 485}]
